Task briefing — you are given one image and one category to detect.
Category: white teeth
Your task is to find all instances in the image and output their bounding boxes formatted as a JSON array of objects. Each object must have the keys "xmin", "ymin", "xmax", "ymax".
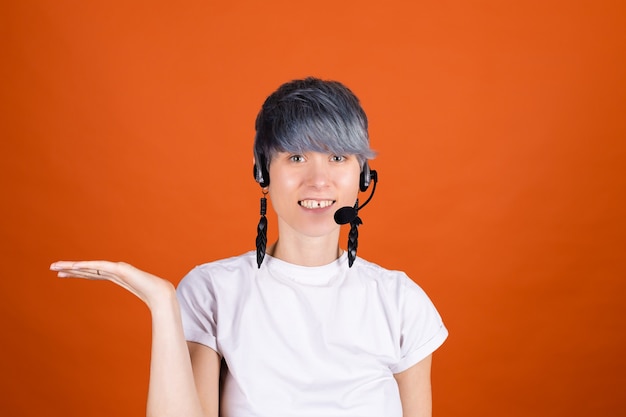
[{"xmin": 299, "ymin": 199, "xmax": 334, "ymax": 209}]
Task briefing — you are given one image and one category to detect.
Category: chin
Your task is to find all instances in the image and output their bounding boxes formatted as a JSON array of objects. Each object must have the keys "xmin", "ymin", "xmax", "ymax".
[{"xmin": 289, "ymin": 218, "xmax": 341, "ymax": 238}]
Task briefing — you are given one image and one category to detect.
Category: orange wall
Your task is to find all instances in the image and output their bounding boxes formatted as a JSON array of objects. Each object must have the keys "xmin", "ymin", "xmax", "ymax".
[{"xmin": 1, "ymin": 1, "xmax": 625, "ymax": 416}]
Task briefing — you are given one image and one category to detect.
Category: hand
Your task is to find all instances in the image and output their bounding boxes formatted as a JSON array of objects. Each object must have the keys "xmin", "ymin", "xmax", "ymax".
[{"xmin": 50, "ymin": 260, "xmax": 175, "ymax": 307}]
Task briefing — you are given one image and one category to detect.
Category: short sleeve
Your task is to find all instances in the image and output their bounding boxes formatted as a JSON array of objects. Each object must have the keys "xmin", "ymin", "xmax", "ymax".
[
  {"xmin": 391, "ymin": 276, "xmax": 448, "ymax": 374},
  {"xmin": 176, "ymin": 266, "xmax": 220, "ymax": 355}
]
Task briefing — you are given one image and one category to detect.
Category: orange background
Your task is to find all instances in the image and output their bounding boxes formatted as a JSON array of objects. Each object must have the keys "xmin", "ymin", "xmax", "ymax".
[{"xmin": 1, "ymin": 0, "xmax": 625, "ymax": 416}]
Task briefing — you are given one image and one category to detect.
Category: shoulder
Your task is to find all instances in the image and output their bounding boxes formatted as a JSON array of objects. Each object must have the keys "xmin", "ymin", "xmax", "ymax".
[
  {"xmin": 351, "ymin": 257, "xmax": 413, "ymax": 286},
  {"xmin": 177, "ymin": 251, "xmax": 257, "ymax": 292},
  {"xmin": 350, "ymin": 257, "xmax": 433, "ymax": 301},
  {"xmin": 193, "ymin": 251, "xmax": 257, "ymax": 275}
]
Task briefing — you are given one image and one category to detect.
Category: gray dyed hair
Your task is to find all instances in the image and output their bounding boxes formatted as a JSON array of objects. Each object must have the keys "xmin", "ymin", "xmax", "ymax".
[{"xmin": 253, "ymin": 77, "xmax": 376, "ymax": 169}]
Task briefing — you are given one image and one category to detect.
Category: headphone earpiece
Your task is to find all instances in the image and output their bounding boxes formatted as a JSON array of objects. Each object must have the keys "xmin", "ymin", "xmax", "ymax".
[
  {"xmin": 359, "ymin": 161, "xmax": 371, "ymax": 192},
  {"xmin": 255, "ymin": 154, "xmax": 372, "ymax": 191},
  {"xmin": 253, "ymin": 152, "xmax": 270, "ymax": 188}
]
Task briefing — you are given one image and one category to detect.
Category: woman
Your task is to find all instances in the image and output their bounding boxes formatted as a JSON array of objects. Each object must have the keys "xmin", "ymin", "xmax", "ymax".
[{"xmin": 51, "ymin": 77, "xmax": 448, "ymax": 417}]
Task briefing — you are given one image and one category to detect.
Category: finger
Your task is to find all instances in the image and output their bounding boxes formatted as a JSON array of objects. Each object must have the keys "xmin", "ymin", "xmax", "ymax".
[
  {"xmin": 51, "ymin": 261, "xmax": 140, "ymax": 279},
  {"xmin": 55, "ymin": 266, "xmax": 146, "ymax": 301},
  {"xmin": 55, "ymin": 267, "xmax": 112, "ymax": 280},
  {"xmin": 51, "ymin": 260, "xmax": 117, "ymax": 273},
  {"xmin": 52, "ymin": 262, "xmax": 139, "ymax": 287}
]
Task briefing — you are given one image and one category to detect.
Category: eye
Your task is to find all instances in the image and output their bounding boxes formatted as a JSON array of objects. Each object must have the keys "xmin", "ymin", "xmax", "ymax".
[
  {"xmin": 330, "ymin": 155, "xmax": 347, "ymax": 162},
  {"xmin": 289, "ymin": 154, "xmax": 305, "ymax": 163}
]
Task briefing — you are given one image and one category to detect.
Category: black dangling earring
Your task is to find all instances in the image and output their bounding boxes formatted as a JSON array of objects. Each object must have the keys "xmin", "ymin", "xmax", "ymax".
[
  {"xmin": 347, "ymin": 200, "xmax": 362, "ymax": 268},
  {"xmin": 256, "ymin": 190, "xmax": 268, "ymax": 268}
]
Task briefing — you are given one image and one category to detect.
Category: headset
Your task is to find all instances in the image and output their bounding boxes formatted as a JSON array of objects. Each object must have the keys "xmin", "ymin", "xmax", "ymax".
[
  {"xmin": 253, "ymin": 151, "xmax": 270, "ymax": 188},
  {"xmin": 253, "ymin": 151, "xmax": 378, "ymax": 267},
  {"xmin": 253, "ymin": 151, "xmax": 374, "ymax": 192}
]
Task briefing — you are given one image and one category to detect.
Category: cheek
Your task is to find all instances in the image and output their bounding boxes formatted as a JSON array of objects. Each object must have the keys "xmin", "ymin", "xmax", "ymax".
[
  {"xmin": 269, "ymin": 171, "xmax": 295, "ymax": 192},
  {"xmin": 341, "ymin": 171, "xmax": 361, "ymax": 201},
  {"xmin": 267, "ymin": 170, "xmax": 296, "ymax": 205}
]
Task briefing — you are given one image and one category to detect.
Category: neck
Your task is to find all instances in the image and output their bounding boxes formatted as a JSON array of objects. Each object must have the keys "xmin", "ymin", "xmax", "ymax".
[{"xmin": 269, "ymin": 228, "xmax": 343, "ymax": 267}]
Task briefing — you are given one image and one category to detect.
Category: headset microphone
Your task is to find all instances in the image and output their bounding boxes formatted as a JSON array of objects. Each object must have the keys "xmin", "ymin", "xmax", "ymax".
[{"xmin": 334, "ymin": 170, "xmax": 378, "ymax": 225}]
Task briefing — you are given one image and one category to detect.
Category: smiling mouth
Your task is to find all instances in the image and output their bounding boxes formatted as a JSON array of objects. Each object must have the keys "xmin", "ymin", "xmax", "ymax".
[{"xmin": 298, "ymin": 199, "xmax": 336, "ymax": 209}]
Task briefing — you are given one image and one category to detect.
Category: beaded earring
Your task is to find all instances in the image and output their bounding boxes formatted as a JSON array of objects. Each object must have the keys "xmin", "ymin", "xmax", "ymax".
[
  {"xmin": 347, "ymin": 201, "xmax": 361, "ymax": 267},
  {"xmin": 256, "ymin": 190, "xmax": 268, "ymax": 268}
]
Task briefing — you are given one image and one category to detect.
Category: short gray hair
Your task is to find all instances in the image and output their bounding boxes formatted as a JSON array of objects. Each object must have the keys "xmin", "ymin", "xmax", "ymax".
[{"xmin": 253, "ymin": 77, "xmax": 376, "ymax": 169}]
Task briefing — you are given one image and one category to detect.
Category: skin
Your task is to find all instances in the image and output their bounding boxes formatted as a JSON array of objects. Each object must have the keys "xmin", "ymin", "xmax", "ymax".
[
  {"xmin": 267, "ymin": 151, "xmax": 361, "ymax": 266},
  {"xmin": 49, "ymin": 262, "xmax": 211, "ymax": 417},
  {"xmin": 395, "ymin": 355, "xmax": 434, "ymax": 417},
  {"xmin": 50, "ymin": 151, "xmax": 434, "ymax": 417}
]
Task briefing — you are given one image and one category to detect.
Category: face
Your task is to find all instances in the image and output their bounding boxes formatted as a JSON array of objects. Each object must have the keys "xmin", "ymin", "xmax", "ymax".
[{"xmin": 268, "ymin": 151, "xmax": 361, "ymax": 239}]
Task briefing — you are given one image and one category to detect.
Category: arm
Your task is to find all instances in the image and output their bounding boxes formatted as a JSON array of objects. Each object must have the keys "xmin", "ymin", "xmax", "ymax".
[
  {"xmin": 146, "ymin": 283, "xmax": 216, "ymax": 417},
  {"xmin": 394, "ymin": 354, "xmax": 433, "ymax": 417},
  {"xmin": 187, "ymin": 342, "xmax": 221, "ymax": 417},
  {"xmin": 51, "ymin": 261, "xmax": 218, "ymax": 417}
]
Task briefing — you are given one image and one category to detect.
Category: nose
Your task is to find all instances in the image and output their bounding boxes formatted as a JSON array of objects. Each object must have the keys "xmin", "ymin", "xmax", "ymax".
[{"xmin": 305, "ymin": 156, "xmax": 330, "ymax": 188}]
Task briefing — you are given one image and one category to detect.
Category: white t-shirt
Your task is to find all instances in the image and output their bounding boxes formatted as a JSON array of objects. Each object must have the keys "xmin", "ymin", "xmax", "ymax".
[{"xmin": 177, "ymin": 251, "xmax": 448, "ymax": 417}]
